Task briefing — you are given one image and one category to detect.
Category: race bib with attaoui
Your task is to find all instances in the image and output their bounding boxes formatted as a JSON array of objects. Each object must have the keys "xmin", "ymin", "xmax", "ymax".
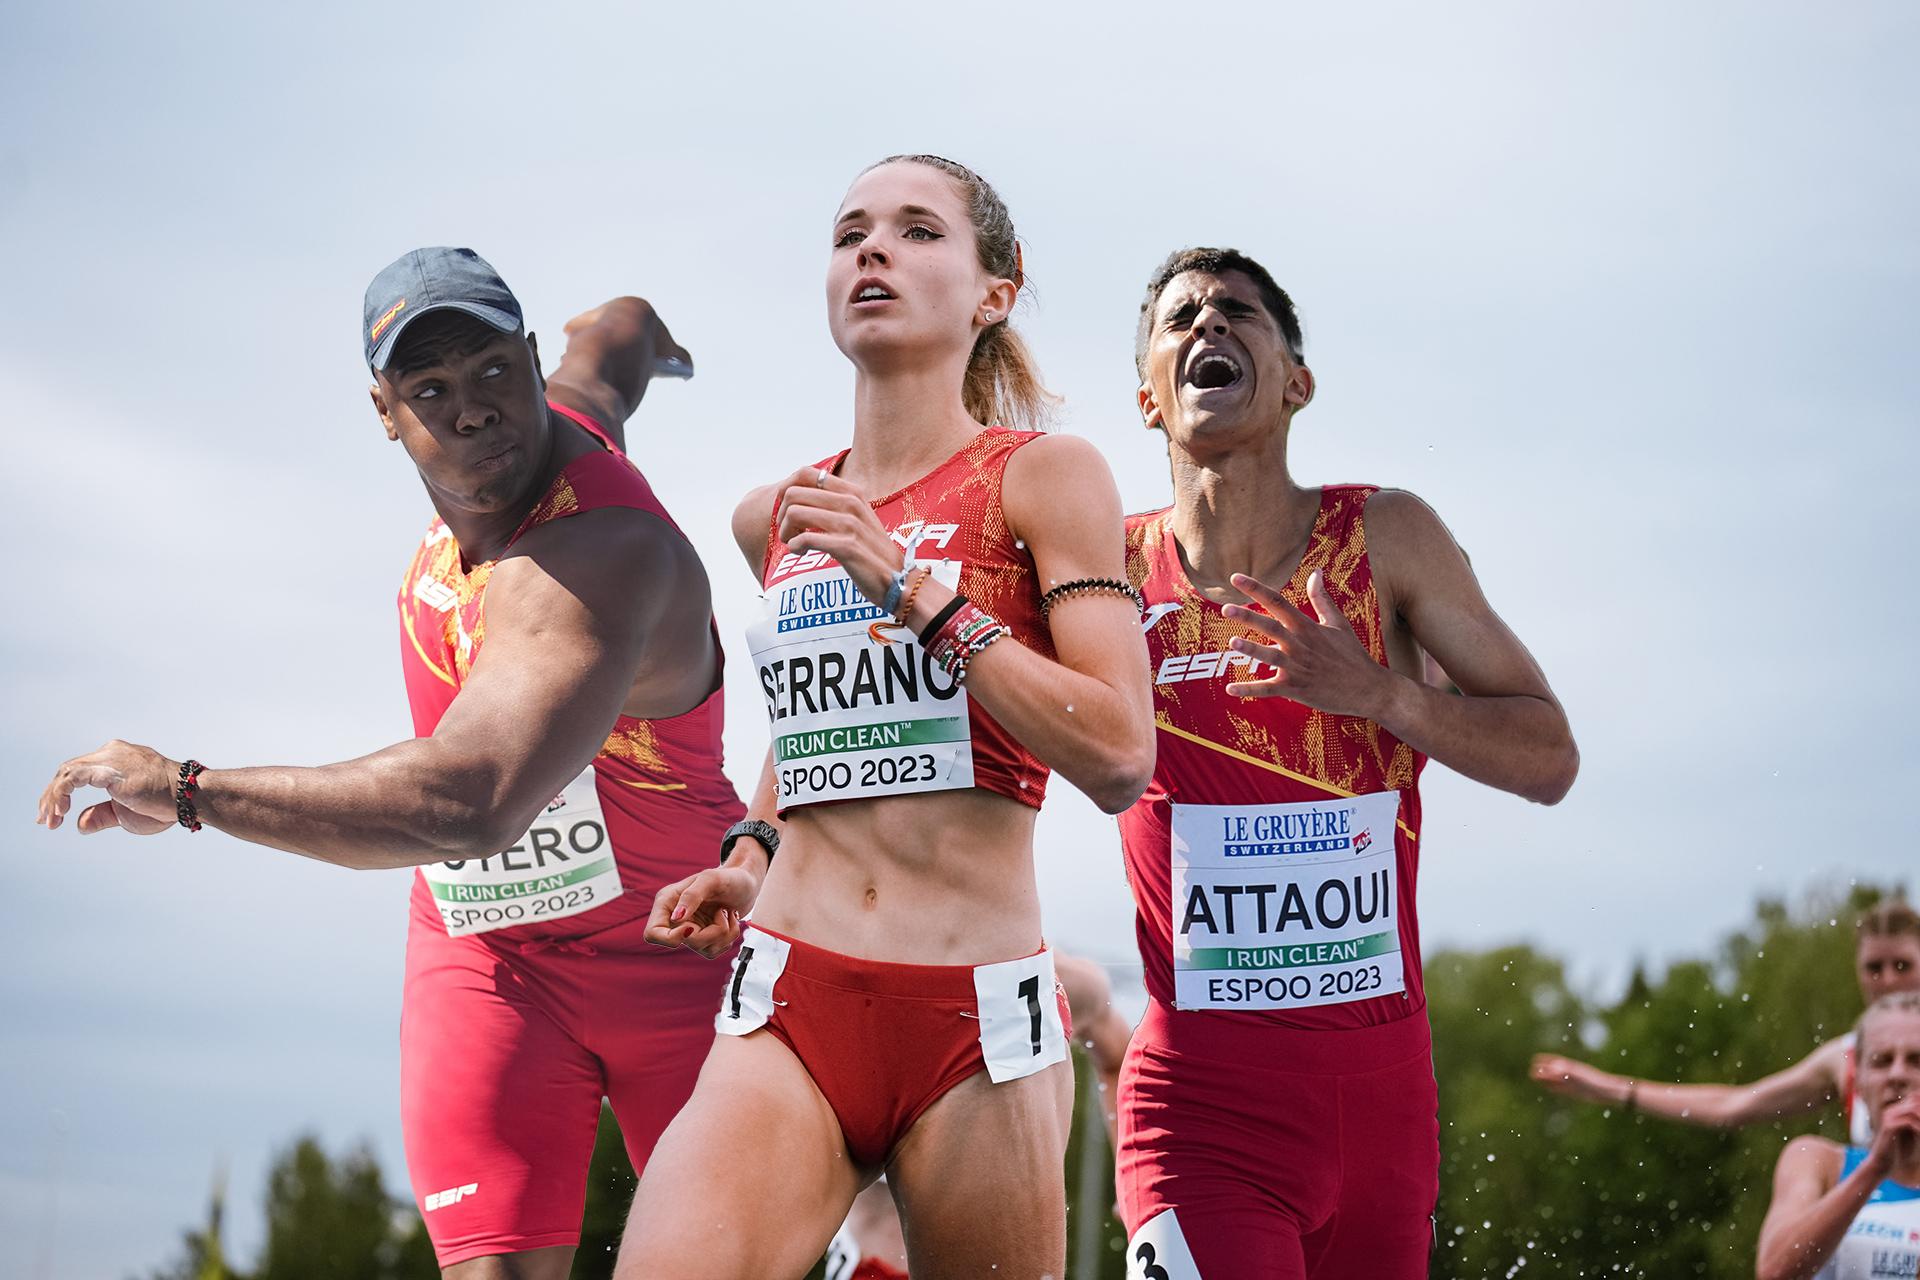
[
  {"xmin": 747, "ymin": 557, "xmax": 973, "ymax": 808},
  {"xmin": 1170, "ymin": 791, "xmax": 1403, "ymax": 1011},
  {"xmin": 420, "ymin": 767, "xmax": 622, "ymax": 937}
]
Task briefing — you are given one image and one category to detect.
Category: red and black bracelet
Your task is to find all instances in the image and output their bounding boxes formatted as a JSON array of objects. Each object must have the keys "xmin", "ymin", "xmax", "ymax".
[
  {"xmin": 924, "ymin": 598, "xmax": 1009, "ymax": 683},
  {"xmin": 174, "ymin": 759, "xmax": 206, "ymax": 832}
]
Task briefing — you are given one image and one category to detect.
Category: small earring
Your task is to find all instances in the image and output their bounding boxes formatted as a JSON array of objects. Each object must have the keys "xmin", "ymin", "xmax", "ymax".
[{"xmin": 984, "ymin": 312, "xmax": 996, "ymax": 323}]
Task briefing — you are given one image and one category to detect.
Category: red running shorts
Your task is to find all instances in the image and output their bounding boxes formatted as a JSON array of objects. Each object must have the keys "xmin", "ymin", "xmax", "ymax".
[
  {"xmin": 717, "ymin": 923, "xmax": 1071, "ymax": 1166},
  {"xmin": 399, "ymin": 908, "xmax": 731, "ymax": 1266},
  {"xmin": 1116, "ymin": 1000, "xmax": 1438, "ymax": 1279}
]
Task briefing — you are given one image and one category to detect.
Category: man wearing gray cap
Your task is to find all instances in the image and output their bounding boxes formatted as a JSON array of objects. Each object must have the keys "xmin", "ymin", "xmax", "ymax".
[{"xmin": 38, "ymin": 247, "xmax": 748, "ymax": 1278}]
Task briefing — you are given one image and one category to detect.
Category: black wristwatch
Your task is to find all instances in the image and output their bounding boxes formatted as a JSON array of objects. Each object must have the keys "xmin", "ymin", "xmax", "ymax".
[{"xmin": 719, "ymin": 818, "xmax": 780, "ymax": 868}]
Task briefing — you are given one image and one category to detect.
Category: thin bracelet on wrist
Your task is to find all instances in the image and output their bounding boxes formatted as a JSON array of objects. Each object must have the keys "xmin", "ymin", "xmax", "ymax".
[
  {"xmin": 878, "ymin": 563, "xmax": 913, "ymax": 617},
  {"xmin": 894, "ymin": 566, "xmax": 931, "ymax": 627}
]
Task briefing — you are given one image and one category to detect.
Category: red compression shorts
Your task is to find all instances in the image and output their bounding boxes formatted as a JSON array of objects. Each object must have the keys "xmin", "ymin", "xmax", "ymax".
[
  {"xmin": 400, "ymin": 910, "xmax": 731, "ymax": 1266},
  {"xmin": 1116, "ymin": 1001, "xmax": 1438, "ymax": 1280},
  {"xmin": 718, "ymin": 924, "xmax": 1071, "ymax": 1166}
]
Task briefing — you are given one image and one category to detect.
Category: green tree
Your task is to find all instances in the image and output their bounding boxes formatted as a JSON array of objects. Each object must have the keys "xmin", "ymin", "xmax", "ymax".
[
  {"xmin": 148, "ymin": 1136, "xmax": 433, "ymax": 1280},
  {"xmin": 146, "ymin": 1168, "xmax": 243, "ymax": 1280},
  {"xmin": 1432, "ymin": 881, "xmax": 1897, "ymax": 1278},
  {"xmin": 1428, "ymin": 943, "xmax": 1589, "ymax": 1277}
]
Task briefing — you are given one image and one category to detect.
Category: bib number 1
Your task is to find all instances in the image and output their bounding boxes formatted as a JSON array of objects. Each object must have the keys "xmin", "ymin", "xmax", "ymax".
[{"xmin": 973, "ymin": 951, "xmax": 1068, "ymax": 1083}]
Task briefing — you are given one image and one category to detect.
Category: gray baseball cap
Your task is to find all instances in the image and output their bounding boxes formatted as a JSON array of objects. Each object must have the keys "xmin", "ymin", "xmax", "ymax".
[{"xmin": 363, "ymin": 247, "xmax": 523, "ymax": 371}]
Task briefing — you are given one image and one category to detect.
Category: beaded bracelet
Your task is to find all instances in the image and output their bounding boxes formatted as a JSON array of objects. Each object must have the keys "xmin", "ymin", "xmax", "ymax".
[
  {"xmin": 175, "ymin": 759, "xmax": 206, "ymax": 832},
  {"xmin": 926, "ymin": 599, "xmax": 1009, "ymax": 683},
  {"xmin": 950, "ymin": 624, "xmax": 1006, "ymax": 684},
  {"xmin": 1039, "ymin": 577, "xmax": 1146, "ymax": 617}
]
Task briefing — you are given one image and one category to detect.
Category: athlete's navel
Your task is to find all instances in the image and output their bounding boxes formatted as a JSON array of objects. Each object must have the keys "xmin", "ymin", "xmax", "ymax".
[{"xmin": 864, "ymin": 886, "xmax": 879, "ymax": 910}]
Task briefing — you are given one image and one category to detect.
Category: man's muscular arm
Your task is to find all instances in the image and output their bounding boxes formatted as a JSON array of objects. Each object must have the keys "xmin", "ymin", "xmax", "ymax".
[
  {"xmin": 38, "ymin": 508, "xmax": 694, "ymax": 867},
  {"xmin": 1225, "ymin": 490, "xmax": 1577, "ymax": 805},
  {"xmin": 543, "ymin": 296, "xmax": 691, "ymax": 453}
]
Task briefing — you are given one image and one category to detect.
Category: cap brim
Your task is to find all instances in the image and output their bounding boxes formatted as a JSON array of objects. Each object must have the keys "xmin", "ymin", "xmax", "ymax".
[{"xmin": 370, "ymin": 301, "xmax": 522, "ymax": 371}]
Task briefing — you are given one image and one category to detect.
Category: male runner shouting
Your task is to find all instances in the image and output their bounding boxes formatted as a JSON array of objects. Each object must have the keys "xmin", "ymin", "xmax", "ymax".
[
  {"xmin": 1115, "ymin": 248, "xmax": 1578, "ymax": 1279},
  {"xmin": 36, "ymin": 247, "xmax": 745, "ymax": 1279}
]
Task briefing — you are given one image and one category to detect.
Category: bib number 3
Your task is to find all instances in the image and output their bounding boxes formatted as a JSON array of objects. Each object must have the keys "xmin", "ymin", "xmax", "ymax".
[{"xmin": 1127, "ymin": 1209, "xmax": 1201, "ymax": 1279}]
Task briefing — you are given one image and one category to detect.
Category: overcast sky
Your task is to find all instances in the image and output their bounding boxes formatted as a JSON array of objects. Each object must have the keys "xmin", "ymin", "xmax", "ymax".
[{"xmin": 3, "ymin": 2, "xmax": 1915, "ymax": 1276}]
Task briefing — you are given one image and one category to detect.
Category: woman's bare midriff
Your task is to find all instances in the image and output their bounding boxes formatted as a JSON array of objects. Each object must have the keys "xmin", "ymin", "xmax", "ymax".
[{"xmin": 748, "ymin": 788, "xmax": 1043, "ymax": 966}]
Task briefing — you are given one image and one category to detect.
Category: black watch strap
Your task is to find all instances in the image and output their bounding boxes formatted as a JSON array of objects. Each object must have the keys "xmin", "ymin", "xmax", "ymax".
[{"xmin": 719, "ymin": 818, "xmax": 780, "ymax": 867}]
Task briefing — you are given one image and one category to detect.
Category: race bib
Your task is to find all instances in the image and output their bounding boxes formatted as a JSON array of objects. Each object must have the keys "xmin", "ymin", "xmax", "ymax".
[
  {"xmin": 1170, "ymin": 791, "xmax": 1403, "ymax": 1011},
  {"xmin": 972, "ymin": 949, "xmax": 1069, "ymax": 1083},
  {"xmin": 1127, "ymin": 1209, "xmax": 1202, "ymax": 1279},
  {"xmin": 714, "ymin": 926, "xmax": 792, "ymax": 1035},
  {"xmin": 823, "ymin": 1226, "xmax": 860, "ymax": 1280},
  {"xmin": 420, "ymin": 767, "xmax": 622, "ymax": 936},
  {"xmin": 748, "ymin": 557, "xmax": 973, "ymax": 807}
]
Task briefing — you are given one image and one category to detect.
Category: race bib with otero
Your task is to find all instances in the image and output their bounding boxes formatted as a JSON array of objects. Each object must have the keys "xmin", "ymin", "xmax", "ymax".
[
  {"xmin": 1171, "ymin": 791, "xmax": 1403, "ymax": 1011},
  {"xmin": 748, "ymin": 557, "xmax": 972, "ymax": 808},
  {"xmin": 420, "ymin": 767, "xmax": 622, "ymax": 936}
]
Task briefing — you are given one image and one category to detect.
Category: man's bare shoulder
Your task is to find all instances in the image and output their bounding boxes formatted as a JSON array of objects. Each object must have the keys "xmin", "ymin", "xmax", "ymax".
[
  {"xmin": 1362, "ymin": 488, "xmax": 1457, "ymax": 556},
  {"xmin": 494, "ymin": 506, "xmax": 697, "ymax": 614}
]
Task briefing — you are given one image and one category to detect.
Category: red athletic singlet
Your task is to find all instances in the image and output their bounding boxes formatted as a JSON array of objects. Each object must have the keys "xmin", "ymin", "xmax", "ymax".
[
  {"xmin": 749, "ymin": 426, "xmax": 1052, "ymax": 812},
  {"xmin": 396, "ymin": 402, "xmax": 743, "ymax": 942},
  {"xmin": 1120, "ymin": 486, "xmax": 1427, "ymax": 1030}
]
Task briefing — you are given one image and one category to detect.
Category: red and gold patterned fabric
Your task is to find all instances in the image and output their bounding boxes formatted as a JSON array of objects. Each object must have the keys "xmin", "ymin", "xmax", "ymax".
[
  {"xmin": 397, "ymin": 402, "xmax": 743, "ymax": 941},
  {"xmin": 760, "ymin": 426, "xmax": 1055, "ymax": 808},
  {"xmin": 1120, "ymin": 485, "xmax": 1428, "ymax": 1029}
]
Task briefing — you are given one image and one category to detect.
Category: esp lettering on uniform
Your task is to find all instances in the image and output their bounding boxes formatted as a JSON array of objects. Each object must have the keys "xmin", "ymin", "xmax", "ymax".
[{"xmin": 1156, "ymin": 651, "xmax": 1273, "ymax": 684}]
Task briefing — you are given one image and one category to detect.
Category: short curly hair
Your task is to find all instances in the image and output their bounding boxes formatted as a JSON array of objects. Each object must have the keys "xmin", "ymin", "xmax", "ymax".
[{"xmin": 1135, "ymin": 247, "xmax": 1303, "ymax": 377}]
